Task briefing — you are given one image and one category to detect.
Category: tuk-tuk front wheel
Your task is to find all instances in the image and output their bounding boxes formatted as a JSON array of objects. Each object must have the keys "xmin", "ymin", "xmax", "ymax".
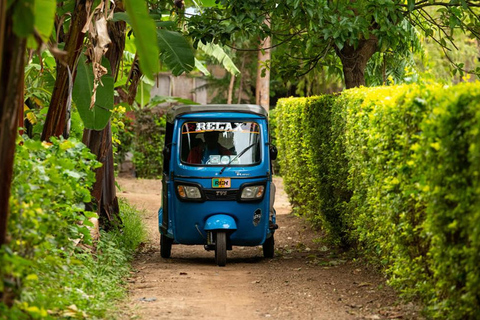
[
  {"xmin": 215, "ymin": 231, "xmax": 227, "ymax": 267},
  {"xmin": 263, "ymin": 234, "xmax": 275, "ymax": 258},
  {"xmin": 160, "ymin": 234, "xmax": 173, "ymax": 258}
]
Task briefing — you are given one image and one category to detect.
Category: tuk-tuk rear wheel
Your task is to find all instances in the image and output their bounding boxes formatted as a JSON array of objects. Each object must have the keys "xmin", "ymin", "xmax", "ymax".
[
  {"xmin": 160, "ymin": 234, "xmax": 173, "ymax": 258},
  {"xmin": 263, "ymin": 234, "xmax": 275, "ymax": 258},
  {"xmin": 215, "ymin": 231, "xmax": 227, "ymax": 267}
]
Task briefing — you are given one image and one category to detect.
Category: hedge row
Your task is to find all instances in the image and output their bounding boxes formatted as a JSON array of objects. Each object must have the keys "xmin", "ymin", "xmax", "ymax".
[{"xmin": 274, "ymin": 82, "xmax": 480, "ymax": 319}]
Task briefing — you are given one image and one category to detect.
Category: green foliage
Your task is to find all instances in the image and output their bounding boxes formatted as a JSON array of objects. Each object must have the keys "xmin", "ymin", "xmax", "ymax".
[
  {"xmin": 413, "ymin": 84, "xmax": 480, "ymax": 318},
  {"xmin": 0, "ymin": 138, "xmax": 146, "ymax": 318},
  {"xmin": 157, "ymin": 29, "xmax": 195, "ymax": 76},
  {"xmin": 188, "ymin": 0, "xmax": 480, "ymax": 87},
  {"xmin": 187, "ymin": 1, "xmax": 413, "ymax": 78},
  {"xmin": 275, "ymin": 97, "xmax": 304, "ymax": 207},
  {"xmin": 116, "ymin": 199, "xmax": 148, "ymax": 254},
  {"xmin": 343, "ymin": 85, "xmax": 433, "ymax": 298},
  {"xmin": 112, "ymin": 103, "xmax": 176, "ymax": 179},
  {"xmin": 365, "ymin": 51, "xmax": 419, "ymax": 86},
  {"xmin": 111, "ymin": 105, "xmax": 134, "ymax": 170},
  {"xmin": 73, "ymin": 55, "xmax": 114, "ymax": 131},
  {"xmin": 8, "ymin": 138, "xmax": 100, "ymax": 252},
  {"xmin": 275, "ymin": 95, "xmax": 351, "ymax": 246},
  {"xmin": 114, "ymin": 109, "xmax": 166, "ymax": 178},
  {"xmin": 197, "ymin": 42, "xmax": 240, "ymax": 76},
  {"xmin": 24, "ymin": 51, "xmax": 56, "ymax": 108},
  {"xmin": 414, "ymin": 32, "xmax": 480, "ymax": 84},
  {"xmin": 132, "ymin": 110, "xmax": 166, "ymax": 178},
  {"xmin": 123, "ymin": 0, "xmax": 160, "ymax": 79},
  {"xmin": 274, "ymin": 82, "xmax": 480, "ymax": 319},
  {"xmin": 33, "ymin": 0, "xmax": 56, "ymax": 43},
  {"xmin": 114, "ymin": 3, "xmax": 195, "ymax": 78},
  {"xmin": 267, "ymin": 108, "xmax": 279, "ymax": 173}
]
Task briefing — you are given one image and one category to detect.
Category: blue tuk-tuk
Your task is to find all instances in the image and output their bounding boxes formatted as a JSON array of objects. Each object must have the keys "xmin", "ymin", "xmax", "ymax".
[{"xmin": 158, "ymin": 104, "xmax": 278, "ymax": 266}]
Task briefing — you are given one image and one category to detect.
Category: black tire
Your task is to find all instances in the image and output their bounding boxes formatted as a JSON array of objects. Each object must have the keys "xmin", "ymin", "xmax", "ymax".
[
  {"xmin": 160, "ymin": 234, "xmax": 173, "ymax": 258},
  {"xmin": 215, "ymin": 231, "xmax": 227, "ymax": 267},
  {"xmin": 263, "ymin": 234, "xmax": 275, "ymax": 258}
]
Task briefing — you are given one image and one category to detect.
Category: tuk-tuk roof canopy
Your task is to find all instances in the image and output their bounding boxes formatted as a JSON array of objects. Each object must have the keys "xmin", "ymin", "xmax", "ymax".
[{"xmin": 166, "ymin": 104, "xmax": 268, "ymax": 123}]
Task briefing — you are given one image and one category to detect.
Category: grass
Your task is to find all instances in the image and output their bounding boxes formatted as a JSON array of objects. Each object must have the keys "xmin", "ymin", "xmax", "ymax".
[{"xmin": 0, "ymin": 199, "xmax": 147, "ymax": 320}]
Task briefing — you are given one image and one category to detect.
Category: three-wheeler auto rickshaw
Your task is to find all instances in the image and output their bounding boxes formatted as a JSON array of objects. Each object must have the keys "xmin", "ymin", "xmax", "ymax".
[{"xmin": 158, "ymin": 104, "xmax": 278, "ymax": 266}]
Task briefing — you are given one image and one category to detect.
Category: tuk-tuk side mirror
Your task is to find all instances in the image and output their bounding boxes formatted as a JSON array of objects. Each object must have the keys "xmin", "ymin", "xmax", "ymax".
[
  {"xmin": 269, "ymin": 145, "xmax": 278, "ymax": 161},
  {"xmin": 163, "ymin": 145, "xmax": 171, "ymax": 158}
]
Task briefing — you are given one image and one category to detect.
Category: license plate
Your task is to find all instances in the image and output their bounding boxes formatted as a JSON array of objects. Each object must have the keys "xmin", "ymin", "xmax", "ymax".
[{"xmin": 212, "ymin": 178, "xmax": 231, "ymax": 188}]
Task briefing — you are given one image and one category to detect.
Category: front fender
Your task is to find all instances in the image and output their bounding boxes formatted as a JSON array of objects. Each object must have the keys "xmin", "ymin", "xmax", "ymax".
[{"xmin": 204, "ymin": 214, "xmax": 237, "ymax": 231}]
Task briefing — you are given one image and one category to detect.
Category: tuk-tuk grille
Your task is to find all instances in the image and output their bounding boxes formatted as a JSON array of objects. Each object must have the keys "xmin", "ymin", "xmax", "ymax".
[{"xmin": 204, "ymin": 189, "xmax": 238, "ymax": 201}]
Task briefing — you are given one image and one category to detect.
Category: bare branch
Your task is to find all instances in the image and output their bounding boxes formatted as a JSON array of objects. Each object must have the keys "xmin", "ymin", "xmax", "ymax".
[
  {"xmin": 418, "ymin": 8, "xmax": 459, "ymax": 50},
  {"xmin": 226, "ymin": 31, "xmax": 303, "ymax": 52},
  {"xmin": 440, "ymin": 44, "xmax": 480, "ymax": 76},
  {"xmin": 408, "ymin": 12, "xmax": 452, "ymax": 51}
]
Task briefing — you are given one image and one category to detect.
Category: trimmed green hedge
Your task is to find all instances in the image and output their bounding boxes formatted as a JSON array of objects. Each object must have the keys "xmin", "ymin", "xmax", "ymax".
[
  {"xmin": 276, "ymin": 95, "xmax": 351, "ymax": 246},
  {"xmin": 274, "ymin": 82, "xmax": 480, "ymax": 319}
]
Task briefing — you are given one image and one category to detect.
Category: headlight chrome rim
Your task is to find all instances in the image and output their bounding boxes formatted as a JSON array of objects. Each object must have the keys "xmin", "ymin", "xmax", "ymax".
[
  {"xmin": 175, "ymin": 181, "xmax": 205, "ymax": 202},
  {"xmin": 237, "ymin": 181, "xmax": 267, "ymax": 202}
]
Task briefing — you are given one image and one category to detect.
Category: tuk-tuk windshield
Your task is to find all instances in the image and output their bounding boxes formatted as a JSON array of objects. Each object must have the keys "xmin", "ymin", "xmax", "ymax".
[{"xmin": 180, "ymin": 121, "xmax": 261, "ymax": 166}]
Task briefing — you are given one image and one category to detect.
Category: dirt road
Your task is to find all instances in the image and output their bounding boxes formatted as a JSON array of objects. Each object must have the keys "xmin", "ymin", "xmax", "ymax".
[{"xmin": 117, "ymin": 177, "xmax": 420, "ymax": 320}]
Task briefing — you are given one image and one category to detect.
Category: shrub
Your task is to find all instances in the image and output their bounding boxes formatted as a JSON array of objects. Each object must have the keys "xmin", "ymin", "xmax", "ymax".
[
  {"xmin": 268, "ymin": 108, "xmax": 280, "ymax": 174},
  {"xmin": 274, "ymin": 82, "xmax": 480, "ymax": 319},
  {"xmin": 8, "ymin": 138, "xmax": 100, "ymax": 253},
  {"xmin": 132, "ymin": 109, "xmax": 166, "ymax": 178},
  {"xmin": 343, "ymin": 85, "xmax": 434, "ymax": 297},
  {"xmin": 0, "ymin": 138, "xmax": 147, "ymax": 319},
  {"xmin": 275, "ymin": 98, "xmax": 313, "ymax": 213},
  {"xmin": 275, "ymin": 96, "xmax": 352, "ymax": 246},
  {"xmin": 112, "ymin": 105, "xmax": 135, "ymax": 172},
  {"xmin": 414, "ymin": 83, "xmax": 480, "ymax": 318},
  {"xmin": 114, "ymin": 108, "xmax": 166, "ymax": 178}
]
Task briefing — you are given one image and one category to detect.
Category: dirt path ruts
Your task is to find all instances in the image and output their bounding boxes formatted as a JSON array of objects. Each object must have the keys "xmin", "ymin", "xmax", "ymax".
[{"xmin": 117, "ymin": 177, "xmax": 420, "ymax": 320}]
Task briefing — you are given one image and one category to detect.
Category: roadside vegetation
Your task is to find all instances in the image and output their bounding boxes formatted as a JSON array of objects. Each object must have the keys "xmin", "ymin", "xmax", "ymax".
[
  {"xmin": 275, "ymin": 82, "xmax": 480, "ymax": 319},
  {"xmin": 2, "ymin": 1, "xmax": 480, "ymax": 319},
  {"xmin": 0, "ymin": 137, "xmax": 146, "ymax": 319}
]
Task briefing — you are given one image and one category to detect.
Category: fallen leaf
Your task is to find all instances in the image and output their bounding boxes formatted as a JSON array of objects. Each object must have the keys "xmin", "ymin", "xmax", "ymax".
[
  {"xmin": 358, "ymin": 282, "xmax": 372, "ymax": 287},
  {"xmin": 138, "ymin": 297, "xmax": 157, "ymax": 302}
]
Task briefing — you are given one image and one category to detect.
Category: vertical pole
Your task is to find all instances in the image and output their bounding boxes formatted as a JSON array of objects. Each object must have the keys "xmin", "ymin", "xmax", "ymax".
[
  {"xmin": 18, "ymin": 69, "xmax": 24, "ymax": 136},
  {"xmin": 0, "ymin": 11, "xmax": 27, "ymax": 247},
  {"xmin": 256, "ymin": 17, "xmax": 271, "ymax": 111}
]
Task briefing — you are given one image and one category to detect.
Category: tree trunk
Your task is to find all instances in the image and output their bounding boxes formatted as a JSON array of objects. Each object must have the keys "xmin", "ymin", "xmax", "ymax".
[
  {"xmin": 0, "ymin": 11, "xmax": 27, "ymax": 247},
  {"xmin": 83, "ymin": 122, "xmax": 120, "ymax": 229},
  {"xmin": 82, "ymin": 0, "xmax": 126, "ymax": 229},
  {"xmin": 227, "ymin": 74, "xmax": 235, "ymax": 104},
  {"xmin": 236, "ymin": 55, "xmax": 246, "ymax": 104},
  {"xmin": 41, "ymin": 0, "xmax": 93, "ymax": 141},
  {"xmin": 0, "ymin": 0, "xmax": 6, "ymax": 79},
  {"xmin": 335, "ymin": 38, "xmax": 378, "ymax": 89},
  {"xmin": 256, "ymin": 18, "xmax": 271, "ymax": 111}
]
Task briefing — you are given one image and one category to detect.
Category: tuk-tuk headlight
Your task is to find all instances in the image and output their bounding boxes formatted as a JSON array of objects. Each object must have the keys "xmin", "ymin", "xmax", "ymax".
[
  {"xmin": 240, "ymin": 185, "xmax": 265, "ymax": 200},
  {"xmin": 177, "ymin": 185, "xmax": 202, "ymax": 199}
]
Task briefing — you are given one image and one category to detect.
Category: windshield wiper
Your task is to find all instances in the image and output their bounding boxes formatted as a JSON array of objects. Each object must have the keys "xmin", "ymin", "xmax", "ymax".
[{"xmin": 219, "ymin": 142, "xmax": 257, "ymax": 175}]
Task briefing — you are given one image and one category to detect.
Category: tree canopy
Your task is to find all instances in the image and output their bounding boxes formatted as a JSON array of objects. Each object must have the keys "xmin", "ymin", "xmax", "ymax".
[{"xmin": 188, "ymin": 0, "xmax": 480, "ymax": 88}]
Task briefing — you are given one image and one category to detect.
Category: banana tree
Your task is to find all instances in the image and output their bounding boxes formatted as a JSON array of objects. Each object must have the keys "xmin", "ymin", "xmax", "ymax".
[
  {"xmin": 0, "ymin": 0, "xmax": 56, "ymax": 247},
  {"xmin": 72, "ymin": 0, "xmax": 242, "ymax": 228},
  {"xmin": 1, "ymin": 0, "xmax": 237, "ymax": 238},
  {"xmin": 74, "ymin": 0, "xmax": 199, "ymax": 228}
]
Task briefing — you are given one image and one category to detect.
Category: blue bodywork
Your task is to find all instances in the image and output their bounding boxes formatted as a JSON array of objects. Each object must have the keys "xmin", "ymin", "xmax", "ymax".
[
  {"xmin": 204, "ymin": 214, "xmax": 237, "ymax": 231},
  {"xmin": 158, "ymin": 107, "xmax": 276, "ymax": 247}
]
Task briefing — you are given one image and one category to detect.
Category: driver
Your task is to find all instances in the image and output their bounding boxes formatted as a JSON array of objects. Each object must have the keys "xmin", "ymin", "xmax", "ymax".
[{"xmin": 187, "ymin": 131, "xmax": 231, "ymax": 164}]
